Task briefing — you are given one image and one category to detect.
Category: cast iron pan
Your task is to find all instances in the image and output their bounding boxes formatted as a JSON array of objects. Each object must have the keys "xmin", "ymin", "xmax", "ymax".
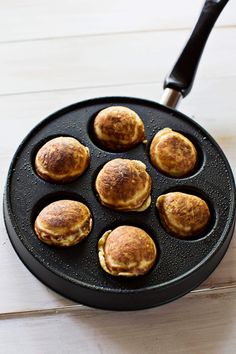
[{"xmin": 3, "ymin": 0, "xmax": 236, "ymax": 310}]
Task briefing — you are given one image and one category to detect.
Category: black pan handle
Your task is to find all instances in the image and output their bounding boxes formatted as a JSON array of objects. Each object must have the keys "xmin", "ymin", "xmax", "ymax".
[{"xmin": 163, "ymin": 0, "xmax": 229, "ymax": 99}]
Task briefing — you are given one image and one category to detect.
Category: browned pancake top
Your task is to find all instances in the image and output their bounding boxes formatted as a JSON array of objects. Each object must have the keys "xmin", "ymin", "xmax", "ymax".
[
  {"xmin": 157, "ymin": 192, "xmax": 210, "ymax": 238},
  {"xmin": 98, "ymin": 225, "xmax": 157, "ymax": 276},
  {"xmin": 150, "ymin": 128, "xmax": 197, "ymax": 177},
  {"xmin": 95, "ymin": 158, "xmax": 151, "ymax": 211},
  {"xmin": 34, "ymin": 200, "xmax": 92, "ymax": 246},
  {"xmin": 94, "ymin": 106, "xmax": 145, "ymax": 151},
  {"xmin": 35, "ymin": 136, "xmax": 89, "ymax": 182}
]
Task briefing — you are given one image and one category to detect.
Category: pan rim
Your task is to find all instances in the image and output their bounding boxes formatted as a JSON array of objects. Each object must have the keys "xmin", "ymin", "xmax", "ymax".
[{"xmin": 4, "ymin": 95, "xmax": 236, "ymax": 295}]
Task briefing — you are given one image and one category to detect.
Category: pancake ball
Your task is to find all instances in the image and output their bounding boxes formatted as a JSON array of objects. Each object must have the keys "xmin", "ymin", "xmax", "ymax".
[
  {"xmin": 150, "ymin": 128, "xmax": 197, "ymax": 177},
  {"xmin": 95, "ymin": 158, "xmax": 152, "ymax": 212},
  {"xmin": 93, "ymin": 106, "xmax": 146, "ymax": 151},
  {"xmin": 34, "ymin": 200, "xmax": 93, "ymax": 247},
  {"xmin": 35, "ymin": 137, "xmax": 90, "ymax": 183},
  {"xmin": 156, "ymin": 192, "xmax": 210, "ymax": 238},
  {"xmin": 98, "ymin": 225, "xmax": 157, "ymax": 276}
]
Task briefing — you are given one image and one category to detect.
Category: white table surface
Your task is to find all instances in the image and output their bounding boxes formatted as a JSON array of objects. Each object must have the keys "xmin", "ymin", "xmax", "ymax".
[{"xmin": 0, "ymin": 1, "xmax": 236, "ymax": 353}]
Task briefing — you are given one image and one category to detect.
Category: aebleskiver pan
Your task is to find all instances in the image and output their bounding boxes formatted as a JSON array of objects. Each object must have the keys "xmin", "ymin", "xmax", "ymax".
[{"xmin": 3, "ymin": 0, "xmax": 236, "ymax": 310}]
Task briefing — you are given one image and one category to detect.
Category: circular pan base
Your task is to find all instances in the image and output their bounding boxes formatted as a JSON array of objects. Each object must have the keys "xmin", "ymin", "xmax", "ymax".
[{"xmin": 3, "ymin": 96, "xmax": 236, "ymax": 310}]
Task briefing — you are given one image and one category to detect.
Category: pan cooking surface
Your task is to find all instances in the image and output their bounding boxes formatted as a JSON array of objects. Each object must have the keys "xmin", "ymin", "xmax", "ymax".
[{"xmin": 4, "ymin": 97, "xmax": 235, "ymax": 309}]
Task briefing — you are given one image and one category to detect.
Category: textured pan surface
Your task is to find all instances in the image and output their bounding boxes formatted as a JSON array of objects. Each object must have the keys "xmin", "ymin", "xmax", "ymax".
[{"xmin": 4, "ymin": 97, "xmax": 236, "ymax": 310}]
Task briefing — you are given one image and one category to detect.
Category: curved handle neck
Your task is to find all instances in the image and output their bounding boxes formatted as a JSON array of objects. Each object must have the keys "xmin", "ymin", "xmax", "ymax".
[{"xmin": 163, "ymin": 0, "xmax": 229, "ymax": 101}]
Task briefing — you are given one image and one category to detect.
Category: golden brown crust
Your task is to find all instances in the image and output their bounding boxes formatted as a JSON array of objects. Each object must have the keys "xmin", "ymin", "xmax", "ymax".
[
  {"xmin": 95, "ymin": 158, "xmax": 152, "ymax": 211},
  {"xmin": 35, "ymin": 137, "xmax": 90, "ymax": 183},
  {"xmin": 150, "ymin": 128, "xmax": 197, "ymax": 177},
  {"xmin": 98, "ymin": 226, "xmax": 157, "ymax": 276},
  {"xmin": 94, "ymin": 106, "xmax": 145, "ymax": 151},
  {"xmin": 34, "ymin": 200, "xmax": 93, "ymax": 247},
  {"xmin": 156, "ymin": 192, "xmax": 210, "ymax": 238}
]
